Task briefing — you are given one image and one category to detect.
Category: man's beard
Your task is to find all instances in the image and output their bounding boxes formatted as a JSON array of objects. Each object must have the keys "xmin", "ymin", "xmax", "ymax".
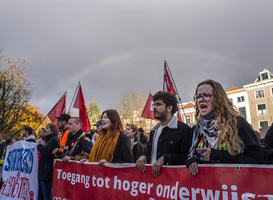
[{"xmin": 154, "ymin": 109, "xmax": 167, "ymax": 121}]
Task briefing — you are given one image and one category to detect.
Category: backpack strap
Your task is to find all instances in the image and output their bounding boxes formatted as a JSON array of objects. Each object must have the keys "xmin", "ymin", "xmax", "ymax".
[{"xmin": 69, "ymin": 133, "xmax": 86, "ymax": 156}]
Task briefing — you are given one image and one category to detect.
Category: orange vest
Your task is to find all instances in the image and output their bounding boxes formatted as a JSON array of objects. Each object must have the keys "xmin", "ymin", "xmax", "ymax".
[{"xmin": 59, "ymin": 129, "xmax": 69, "ymax": 152}]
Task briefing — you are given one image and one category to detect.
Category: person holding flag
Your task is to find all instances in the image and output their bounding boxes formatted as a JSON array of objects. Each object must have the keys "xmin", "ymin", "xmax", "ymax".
[
  {"xmin": 136, "ymin": 91, "xmax": 192, "ymax": 177},
  {"xmin": 56, "ymin": 113, "xmax": 71, "ymax": 152}
]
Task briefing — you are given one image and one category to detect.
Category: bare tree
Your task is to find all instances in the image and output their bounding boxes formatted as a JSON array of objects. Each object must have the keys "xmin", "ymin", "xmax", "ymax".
[{"xmin": 117, "ymin": 91, "xmax": 156, "ymax": 132}]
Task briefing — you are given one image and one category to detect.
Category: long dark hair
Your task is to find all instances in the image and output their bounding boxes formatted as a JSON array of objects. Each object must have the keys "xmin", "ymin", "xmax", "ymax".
[{"xmin": 101, "ymin": 109, "xmax": 124, "ymax": 136}]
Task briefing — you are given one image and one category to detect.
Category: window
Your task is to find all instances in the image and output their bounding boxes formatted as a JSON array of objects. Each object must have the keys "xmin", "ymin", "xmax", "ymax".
[
  {"xmin": 237, "ymin": 96, "xmax": 245, "ymax": 103},
  {"xmin": 239, "ymin": 107, "xmax": 246, "ymax": 118},
  {"xmin": 259, "ymin": 121, "xmax": 269, "ymax": 129},
  {"xmin": 257, "ymin": 104, "xmax": 267, "ymax": 115},
  {"xmin": 185, "ymin": 115, "xmax": 191, "ymax": 125},
  {"xmin": 271, "ymin": 88, "xmax": 273, "ymax": 96},
  {"xmin": 261, "ymin": 72, "xmax": 269, "ymax": 80},
  {"xmin": 255, "ymin": 90, "xmax": 265, "ymax": 99}
]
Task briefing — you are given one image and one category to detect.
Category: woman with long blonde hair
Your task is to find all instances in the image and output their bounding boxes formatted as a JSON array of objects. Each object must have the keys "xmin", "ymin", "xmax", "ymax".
[{"xmin": 186, "ymin": 80, "xmax": 264, "ymax": 176}]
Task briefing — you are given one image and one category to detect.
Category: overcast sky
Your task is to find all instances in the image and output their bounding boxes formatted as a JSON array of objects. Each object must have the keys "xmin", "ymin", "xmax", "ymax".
[{"xmin": 1, "ymin": 0, "xmax": 273, "ymax": 116}]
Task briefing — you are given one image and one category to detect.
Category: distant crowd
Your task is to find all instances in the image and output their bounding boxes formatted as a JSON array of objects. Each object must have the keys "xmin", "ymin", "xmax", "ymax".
[{"xmin": 1, "ymin": 79, "xmax": 273, "ymax": 200}]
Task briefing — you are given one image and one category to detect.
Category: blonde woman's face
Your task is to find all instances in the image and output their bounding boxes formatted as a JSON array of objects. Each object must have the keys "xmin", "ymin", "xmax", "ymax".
[{"xmin": 196, "ymin": 84, "xmax": 214, "ymax": 116}]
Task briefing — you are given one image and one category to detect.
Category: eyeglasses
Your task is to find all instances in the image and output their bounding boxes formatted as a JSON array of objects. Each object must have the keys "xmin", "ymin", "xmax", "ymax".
[{"xmin": 193, "ymin": 93, "xmax": 213, "ymax": 102}]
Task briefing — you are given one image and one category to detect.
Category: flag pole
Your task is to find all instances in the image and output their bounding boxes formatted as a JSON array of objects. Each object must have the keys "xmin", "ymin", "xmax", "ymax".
[
  {"xmin": 68, "ymin": 81, "xmax": 80, "ymax": 113},
  {"xmin": 33, "ymin": 91, "xmax": 67, "ymax": 133},
  {"xmin": 164, "ymin": 60, "xmax": 186, "ymax": 117}
]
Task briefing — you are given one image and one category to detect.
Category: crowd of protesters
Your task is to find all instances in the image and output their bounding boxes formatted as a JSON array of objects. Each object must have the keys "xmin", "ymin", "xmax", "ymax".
[{"xmin": 1, "ymin": 79, "xmax": 273, "ymax": 199}]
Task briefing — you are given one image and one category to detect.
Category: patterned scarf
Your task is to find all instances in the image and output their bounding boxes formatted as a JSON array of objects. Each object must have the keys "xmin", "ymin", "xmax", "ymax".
[
  {"xmin": 188, "ymin": 110, "xmax": 219, "ymax": 160},
  {"xmin": 89, "ymin": 131, "xmax": 120, "ymax": 163},
  {"xmin": 198, "ymin": 110, "xmax": 219, "ymax": 148}
]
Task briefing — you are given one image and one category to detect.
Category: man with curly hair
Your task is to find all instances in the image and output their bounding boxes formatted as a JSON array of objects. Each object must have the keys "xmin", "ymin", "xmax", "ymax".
[{"xmin": 136, "ymin": 91, "xmax": 192, "ymax": 177}]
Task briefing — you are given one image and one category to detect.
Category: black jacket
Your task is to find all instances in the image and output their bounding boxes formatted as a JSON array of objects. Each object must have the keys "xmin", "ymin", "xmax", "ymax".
[
  {"xmin": 264, "ymin": 123, "xmax": 273, "ymax": 149},
  {"xmin": 112, "ymin": 133, "xmax": 134, "ymax": 163},
  {"xmin": 210, "ymin": 116, "xmax": 264, "ymax": 164},
  {"xmin": 145, "ymin": 117, "xmax": 192, "ymax": 165},
  {"xmin": 38, "ymin": 134, "xmax": 59, "ymax": 181},
  {"xmin": 186, "ymin": 116, "xmax": 264, "ymax": 167},
  {"xmin": 65, "ymin": 129, "xmax": 93, "ymax": 157},
  {"xmin": 133, "ymin": 142, "xmax": 147, "ymax": 162}
]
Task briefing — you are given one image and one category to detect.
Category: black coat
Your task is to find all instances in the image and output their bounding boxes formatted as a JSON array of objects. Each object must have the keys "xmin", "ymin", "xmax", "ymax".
[
  {"xmin": 65, "ymin": 129, "xmax": 93, "ymax": 157},
  {"xmin": 37, "ymin": 134, "xmax": 59, "ymax": 181},
  {"xmin": 112, "ymin": 133, "xmax": 134, "ymax": 163},
  {"xmin": 210, "ymin": 116, "xmax": 264, "ymax": 164},
  {"xmin": 264, "ymin": 123, "xmax": 273, "ymax": 149},
  {"xmin": 145, "ymin": 119, "xmax": 192, "ymax": 165},
  {"xmin": 186, "ymin": 116, "xmax": 265, "ymax": 167}
]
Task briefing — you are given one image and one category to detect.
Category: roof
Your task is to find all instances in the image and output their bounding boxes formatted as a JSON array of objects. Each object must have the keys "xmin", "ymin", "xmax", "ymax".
[
  {"xmin": 182, "ymin": 102, "xmax": 195, "ymax": 109},
  {"xmin": 227, "ymin": 86, "xmax": 240, "ymax": 92},
  {"xmin": 254, "ymin": 68, "xmax": 273, "ymax": 83}
]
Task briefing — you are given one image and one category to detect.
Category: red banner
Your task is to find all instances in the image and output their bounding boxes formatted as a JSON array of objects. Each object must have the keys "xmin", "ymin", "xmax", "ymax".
[{"xmin": 52, "ymin": 160, "xmax": 273, "ymax": 200}]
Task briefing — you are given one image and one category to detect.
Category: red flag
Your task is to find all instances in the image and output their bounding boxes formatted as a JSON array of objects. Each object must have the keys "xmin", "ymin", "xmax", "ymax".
[
  {"xmin": 177, "ymin": 106, "xmax": 182, "ymax": 122},
  {"xmin": 73, "ymin": 83, "xmax": 91, "ymax": 132},
  {"xmin": 48, "ymin": 94, "xmax": 66, "ymax": 125},
  {"xmin": 163, "ymin": 61, "xmax": 183, "ymax": 121},
  {"xmin": 163, "ymin": 61, "xmax": 177, "ymax": 95},
  {"xmin": 141, "ymin": 93, "xmax": 156, "ymax": 120}
]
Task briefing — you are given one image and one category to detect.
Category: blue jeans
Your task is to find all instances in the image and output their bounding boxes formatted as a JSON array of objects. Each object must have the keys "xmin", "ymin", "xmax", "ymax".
[{"xmin": 40, "ymin": 181, "xmax": 52, "ymax": 200}]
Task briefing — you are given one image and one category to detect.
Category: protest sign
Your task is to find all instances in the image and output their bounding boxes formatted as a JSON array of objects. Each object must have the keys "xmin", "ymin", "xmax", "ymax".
[
  {"xmin": 53, "ymin": 160, "xmax": 273, "ymax": 200},
  {"xmin": 0, "ymin": 141, "xmax": 38, "ymax": 200}
]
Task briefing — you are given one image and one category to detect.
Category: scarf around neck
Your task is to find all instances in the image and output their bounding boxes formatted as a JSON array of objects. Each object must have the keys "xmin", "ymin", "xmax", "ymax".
[
  {"xmin": 89, "ymin": 131, "xmax": 120, "ymax": 163},
  {"xmin": 196, "ymin": 110, "xmax": 219, "ymax": 148}
]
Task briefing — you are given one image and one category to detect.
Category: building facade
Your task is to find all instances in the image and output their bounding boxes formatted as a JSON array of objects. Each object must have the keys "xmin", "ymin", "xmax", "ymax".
[
  {"xmin": 226, "ymin": 86, "xmax": 252, "ymax": 124},
  {"xmin": 243, "ymin": 68, "xmax": 273, "ymax": 131}
]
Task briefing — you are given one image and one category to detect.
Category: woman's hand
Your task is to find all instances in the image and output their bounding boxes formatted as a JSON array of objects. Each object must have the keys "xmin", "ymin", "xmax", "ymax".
[
  {"xmin": 80, "ymin": 159, "xmax": 88, "ymax": 164},
  {"xmin": 196, "ymin": 148, "xmax": 211, "ymax": 161},
  {"xmin": 188, "ymin": 162, "xmax": 199, "ymax": 176},
  {"xmin": 98, "ymin": 159, "xmax": 108, "ymax": 166}
]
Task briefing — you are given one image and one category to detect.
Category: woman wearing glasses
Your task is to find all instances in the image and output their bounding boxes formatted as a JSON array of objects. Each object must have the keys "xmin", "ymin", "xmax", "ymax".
[{"xmin": 186, "ymin": 79, "xmax": 264, "ymax": 176}]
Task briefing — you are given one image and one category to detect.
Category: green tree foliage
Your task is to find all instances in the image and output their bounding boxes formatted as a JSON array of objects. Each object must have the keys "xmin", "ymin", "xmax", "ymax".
[
  {"xmin": 86, "ymin": 98, "xmax": 102, "ymax": 128},
  {"xmin": 0, "ymin": 58, "xmax": 33, "ymax": 139}
]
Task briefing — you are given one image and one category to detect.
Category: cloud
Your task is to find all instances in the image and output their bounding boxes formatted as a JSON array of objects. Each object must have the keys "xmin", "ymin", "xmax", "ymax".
[{"xmin": 0, "ymin": 0, "xmax": 272, "ymax": 115}]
